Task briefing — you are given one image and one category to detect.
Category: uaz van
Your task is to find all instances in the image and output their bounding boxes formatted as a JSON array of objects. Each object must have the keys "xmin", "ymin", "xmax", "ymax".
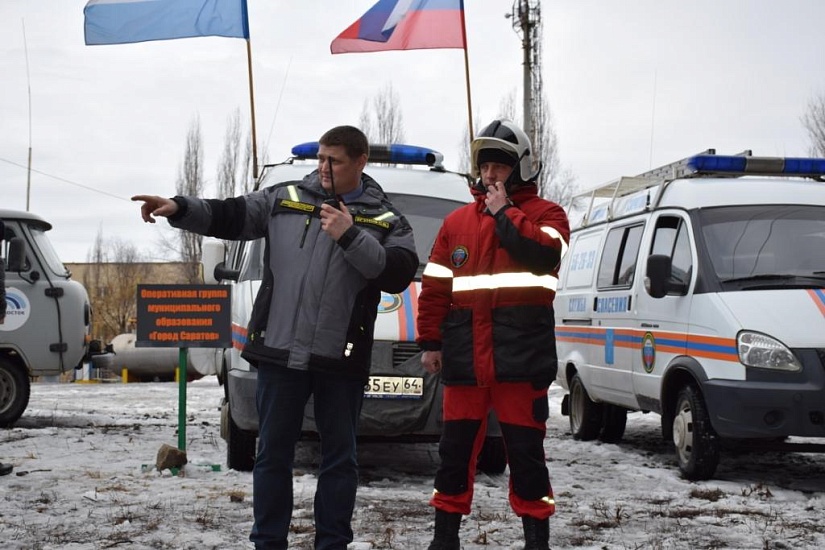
[
  {"xmin": 201, "ymin": 143, "xmax": 505, "ymax": 474},
  {"xmin": 1, "ymin": 209, "xmax": 106, "ymax": 426},
  {"xmin": 554, "ymin": 150, "xmax": 825, "ymax": 480}
]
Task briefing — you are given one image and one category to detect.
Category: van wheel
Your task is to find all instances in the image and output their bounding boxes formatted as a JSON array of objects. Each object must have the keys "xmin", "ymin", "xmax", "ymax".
[
  {"xmin": 673, "ymin": 384, "xmax": 720, "ymax": 480},
  {"xmin": 0, "ymin": 358, "xmax": 30, "ymax": 428},
  {"xmin": 477, "ymin": 436, "xmax": 507, "ymax": 475},
  {"xmin": 225, "ymin": 402, "xmax": 257, "ymax": 472},
  {"xmin": 599, "ymin": 405, "xmax": 627, "ymax": 443},
  {"xmin": 569, "ymin": 374, "xmax": 603, "ymax": 441}
]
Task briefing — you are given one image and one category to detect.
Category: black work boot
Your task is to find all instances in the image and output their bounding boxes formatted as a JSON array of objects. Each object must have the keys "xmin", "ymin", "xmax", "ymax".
[
  {"xmin": 522, "ymin": 516, "xmax": 550, "ymax": 550},
  {"xmin": 427, "ymin": 509, "xmax": 461, "ymax": 550}
]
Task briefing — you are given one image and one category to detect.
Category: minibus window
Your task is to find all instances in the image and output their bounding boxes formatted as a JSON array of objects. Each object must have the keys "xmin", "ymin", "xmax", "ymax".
[{"xmin": 597, "ymin": 224, "xmax": 643, "ymax": 288}]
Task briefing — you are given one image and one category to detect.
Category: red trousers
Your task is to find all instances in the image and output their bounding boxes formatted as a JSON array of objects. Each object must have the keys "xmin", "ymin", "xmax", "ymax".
[{"xmin": 430, "ymin": 381, "xmax": 555, "ymax": 519}]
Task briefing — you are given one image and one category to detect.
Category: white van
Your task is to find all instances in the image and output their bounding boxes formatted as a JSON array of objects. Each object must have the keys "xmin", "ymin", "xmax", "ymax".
[
  {"xmin": 554, "ymin": 150, "xmax": 825, "ymax": 480},
  {"xmin": 201, "ymin": 143, "xmax": 505, "ymax": 474},
  {"xmin": 1, "ymin": 209, "xmax": 106, "ymax": 426}
]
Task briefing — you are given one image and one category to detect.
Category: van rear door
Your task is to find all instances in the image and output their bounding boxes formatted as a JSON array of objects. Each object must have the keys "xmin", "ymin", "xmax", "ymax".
[{"xmin": 590, "ymin": 221, "xmax": 644, "ymax": 408}]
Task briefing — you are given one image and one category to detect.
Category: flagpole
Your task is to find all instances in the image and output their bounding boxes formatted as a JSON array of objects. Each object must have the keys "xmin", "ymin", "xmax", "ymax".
[
  {"xmin": 459, "ymin": 1, "xmax": 474, "ymax": 142},
  {"xmin": 245, "ymin": 38, "xmax": 259, "ymax": 181}
]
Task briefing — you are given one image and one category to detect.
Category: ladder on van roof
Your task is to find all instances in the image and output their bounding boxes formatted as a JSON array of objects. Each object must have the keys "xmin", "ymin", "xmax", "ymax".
[
  {"xmin": 571, "ymin": 149, "xmax": 825, "ymax": 228},
  {"xmin": 572, "ymin": 148, "xmax": 723, "ymax": 227}
]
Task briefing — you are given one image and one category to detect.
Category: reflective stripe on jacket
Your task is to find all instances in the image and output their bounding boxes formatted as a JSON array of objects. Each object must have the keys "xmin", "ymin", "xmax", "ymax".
[
  {"xmin": 416, "ymin": 184, "xmax": 570, "ymax": 386},
  {"xmin": 169, "ymin": 170, "xmax": 417, "ymax": 381}
]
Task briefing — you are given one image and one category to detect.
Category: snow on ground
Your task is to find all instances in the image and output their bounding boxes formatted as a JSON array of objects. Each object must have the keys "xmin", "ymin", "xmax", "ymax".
[{"xmin": 2, "ymin": 377, "xmax": 825, "ymax": 549}]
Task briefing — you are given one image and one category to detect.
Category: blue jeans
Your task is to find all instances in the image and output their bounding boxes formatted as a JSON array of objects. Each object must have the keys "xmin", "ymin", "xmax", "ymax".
[{"xmin": 250, "ymin": 364, "xmax": 364, "ymax": 550}]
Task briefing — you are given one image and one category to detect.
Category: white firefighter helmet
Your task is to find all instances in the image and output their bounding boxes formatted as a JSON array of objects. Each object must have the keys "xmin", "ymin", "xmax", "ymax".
[{"xmin": 470, "ymin": 119, "xmax": 537, "ymax": 184}]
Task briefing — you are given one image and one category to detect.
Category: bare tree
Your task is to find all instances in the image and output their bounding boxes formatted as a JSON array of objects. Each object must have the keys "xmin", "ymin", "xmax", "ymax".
[
  {"xmin": 217, "ymin": 108, "xmax": 256, "ymax": 198},
  {"xmin": 457, "ymin": 110, "xmax": 483, "ymax": 174},
  {"xmin": 243, "ymin": 127, "xmax": 255, "ymax": 192},
  {"xmin": 359, "ymin": 100, "xmax": 373, "ymax": 142},
  {"xmin": 498, "ymin": 90, "xmax": 518, "ymax": 122},
  {"xmin": 217, "ymin": 109, "xmax": 242, "ymax": 199},
  {"xmin": 535, "ymin": 95, "xmax": 576, "ymax": 206},
  {"xmin": 175, "ymin": 116, "xmax": 205, "ymax": 283},
  {"xmin": 802, "ymin": 92, "xmax": 825, "ymax": 157},
  {"xmin": 84, "ymin": 228, "xmax": 152, "ymax": 343},
  {"xmin": 359, "ymin": 83, "xmax": 406, "ymax": 145}
]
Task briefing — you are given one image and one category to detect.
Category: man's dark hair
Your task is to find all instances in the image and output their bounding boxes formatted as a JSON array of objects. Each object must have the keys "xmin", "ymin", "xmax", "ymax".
[{"xmin": 319, "ymin": 125, "xmax": 369, "ymax": 160}]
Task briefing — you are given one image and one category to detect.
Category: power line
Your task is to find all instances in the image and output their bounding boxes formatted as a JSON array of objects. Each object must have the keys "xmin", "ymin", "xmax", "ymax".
[{"xmin": 0, "ymin": 156, "xmax": 131, "ymax": 202}]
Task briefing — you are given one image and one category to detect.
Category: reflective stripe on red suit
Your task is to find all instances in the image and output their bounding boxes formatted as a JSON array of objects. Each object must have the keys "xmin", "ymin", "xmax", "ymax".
[{"xmin": 417, "ymin": 183, "xmax": 570, "ymax": 518}]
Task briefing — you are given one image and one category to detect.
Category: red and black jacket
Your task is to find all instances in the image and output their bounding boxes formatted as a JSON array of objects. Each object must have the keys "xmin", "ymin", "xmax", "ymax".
[{"xmin": 416, "ymin": 184, "xmax": 570, "ymax": 386}]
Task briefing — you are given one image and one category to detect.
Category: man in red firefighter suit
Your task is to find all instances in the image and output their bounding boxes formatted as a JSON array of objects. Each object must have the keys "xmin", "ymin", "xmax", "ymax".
[{"xmin": 417, "ymin": 119, "xmax": 570, "ymax": 550}]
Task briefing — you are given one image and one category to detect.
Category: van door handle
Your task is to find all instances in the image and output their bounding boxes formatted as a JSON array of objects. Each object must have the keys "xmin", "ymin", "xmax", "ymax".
[
  {"xmin": 640, "ymin": 322, "xmax": 659, "ymax": 328},
  {"xmin": 562, "ymin": 318, "xmax": 592, "ymax": 326}
]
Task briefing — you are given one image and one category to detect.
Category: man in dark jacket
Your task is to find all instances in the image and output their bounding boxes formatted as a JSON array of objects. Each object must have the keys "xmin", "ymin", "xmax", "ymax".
[
  {"xmin": 132, "ymin": 125, "xmax": 418, "ymax": 549},
  {"xmin": 417, "ymin": 120, "xmax": 570, "ymax": 550}
]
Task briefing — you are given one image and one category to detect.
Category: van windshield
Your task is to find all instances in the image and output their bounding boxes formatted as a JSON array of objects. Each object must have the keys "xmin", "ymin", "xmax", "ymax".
[
  {"xmin": 385, "ymin": 193, "xmax": 465, "ymax": 268},
  {"xmin": 698, "ymin": 205, "xmax": 825, "ymax": 288},
  {"xmin": 29, "ymin": 225, "xmax": 70, "ymax": 277}
]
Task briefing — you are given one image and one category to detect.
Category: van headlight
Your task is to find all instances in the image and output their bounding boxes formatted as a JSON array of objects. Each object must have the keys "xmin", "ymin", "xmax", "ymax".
[{"xmin": 737, "ymin": 331, "xmax": 801, "ymax": 371}]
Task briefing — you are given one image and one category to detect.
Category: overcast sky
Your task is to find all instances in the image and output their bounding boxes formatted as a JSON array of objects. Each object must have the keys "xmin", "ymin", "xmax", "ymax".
[{"xmin": 2, "ymin": 0, "xmax": 825, "ymax": 263}]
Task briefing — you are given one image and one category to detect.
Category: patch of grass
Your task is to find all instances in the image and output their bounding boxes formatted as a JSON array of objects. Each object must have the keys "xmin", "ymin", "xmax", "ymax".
[
  {"xmin": 690, "ymin": 487, "xmax": 725, "ymax": 502},
  {"xmin": 35, "ymin": 491, "xmax": 56, "ymax": 505},
  {"xmin": 663, "ymin": 508, "xmax": 704, "ymax": 519},
  {"xmin": 569, "ymin": 500, "xmax": 629, "ymax": 530},
  {"xmin": 472, "ymin": 509, "xmax": 512, "ymax": 523},
  {"xmin": 194, "ymin": 504, "xmax": 217, "ymax": 527},
  {"xmin": 228, "ymin": 489, "xmax": 246, "ymax": 503},
  {"xmin": 290, "ymin": 520, "xmax": 314, "ymax": 534},
  {"xmin": 374, "ymin": 504, "xmax": 431, "ymax": 522},
  {"xmin": 742, "ymin": 483, "xmax": 773, "ymax": 499},
  {"xmin": 377, "ymin": 526, "xmax": 396, "ymax": 547}
]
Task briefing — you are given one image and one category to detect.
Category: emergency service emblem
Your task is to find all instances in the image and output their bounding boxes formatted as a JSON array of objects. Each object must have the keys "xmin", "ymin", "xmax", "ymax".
[
  {"xmin": 451, "ymin": 246, "xmax": 469, "ymax": 268},
  {"xmin": 378, "ymin": 292, "xmax": 403, "ymax": 314},
  {"xmin": 0, "ymin": 288, "xmax": 30, "ymax": 331},
  {"xmin": 641, "ymin": 332, "xmax": 656, "ymax": 373}
]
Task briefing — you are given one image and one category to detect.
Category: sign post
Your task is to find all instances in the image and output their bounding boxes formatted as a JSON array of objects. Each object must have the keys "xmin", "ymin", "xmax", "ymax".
[
  {"xmin": 178, "ymin": 347, "xmax": 187, "ymax": 450},
  {"xmin": 135, "ymin": 284, "xmax": 231, "ymax": 452}
]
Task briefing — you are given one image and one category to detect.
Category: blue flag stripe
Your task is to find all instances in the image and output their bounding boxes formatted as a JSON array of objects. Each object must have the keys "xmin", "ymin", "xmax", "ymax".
[{"xmin": 84, "ymin": 0, "xmax": 249, "ymax": 46}]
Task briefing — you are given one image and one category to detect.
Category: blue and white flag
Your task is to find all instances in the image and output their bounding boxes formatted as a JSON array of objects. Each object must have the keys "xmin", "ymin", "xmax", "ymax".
[{"xmin": 84, "ymin": 0, "xmax": 249, "ymax": 45}]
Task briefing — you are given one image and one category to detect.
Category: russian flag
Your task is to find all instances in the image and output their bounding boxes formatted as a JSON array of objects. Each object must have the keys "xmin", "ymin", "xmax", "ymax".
[
  {"xmin": 331, "ymin": 0, "xmax": 465, "ymax": 54},
  {"xmin": 84, "ymin": 0, "xmax": 249, "ymax": 46}
]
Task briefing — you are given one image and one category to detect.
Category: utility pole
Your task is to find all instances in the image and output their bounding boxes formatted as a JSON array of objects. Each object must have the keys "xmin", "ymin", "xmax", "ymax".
[{"xmin": 508, "ymin": 0, "xmax": 542, "ymax": 174}]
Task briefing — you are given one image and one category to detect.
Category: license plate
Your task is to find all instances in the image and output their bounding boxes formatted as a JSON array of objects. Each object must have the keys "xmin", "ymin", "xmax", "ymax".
[{"xmin": 364, "ymin": 376, "xmax": 423, "ymax": 399}]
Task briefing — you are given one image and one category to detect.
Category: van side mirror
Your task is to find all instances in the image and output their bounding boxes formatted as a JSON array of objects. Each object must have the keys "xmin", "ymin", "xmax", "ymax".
[
  {"xmin": 7, "ymin": 237, "xmax": 27, "ymax": 272},
  {"xmin": 213, "ymin": 261, "xmax": 240, "ymax": 282},
  {"xmin": 201, "ymin": 239, "xmax": 227, "ymax": 284},
  {"xmin": 645, "ymin": 254, "xmax": 671, "ymax": 299}
]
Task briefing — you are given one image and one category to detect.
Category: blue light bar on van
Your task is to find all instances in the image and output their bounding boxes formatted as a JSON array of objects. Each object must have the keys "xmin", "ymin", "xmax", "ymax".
[
  {"xmin": 291, "ymin": 142, "xmax": 444, "ymax": 167},
  {"xmin": 687, "ymin": 154, "xmax": 825, "ymax": 178}
]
